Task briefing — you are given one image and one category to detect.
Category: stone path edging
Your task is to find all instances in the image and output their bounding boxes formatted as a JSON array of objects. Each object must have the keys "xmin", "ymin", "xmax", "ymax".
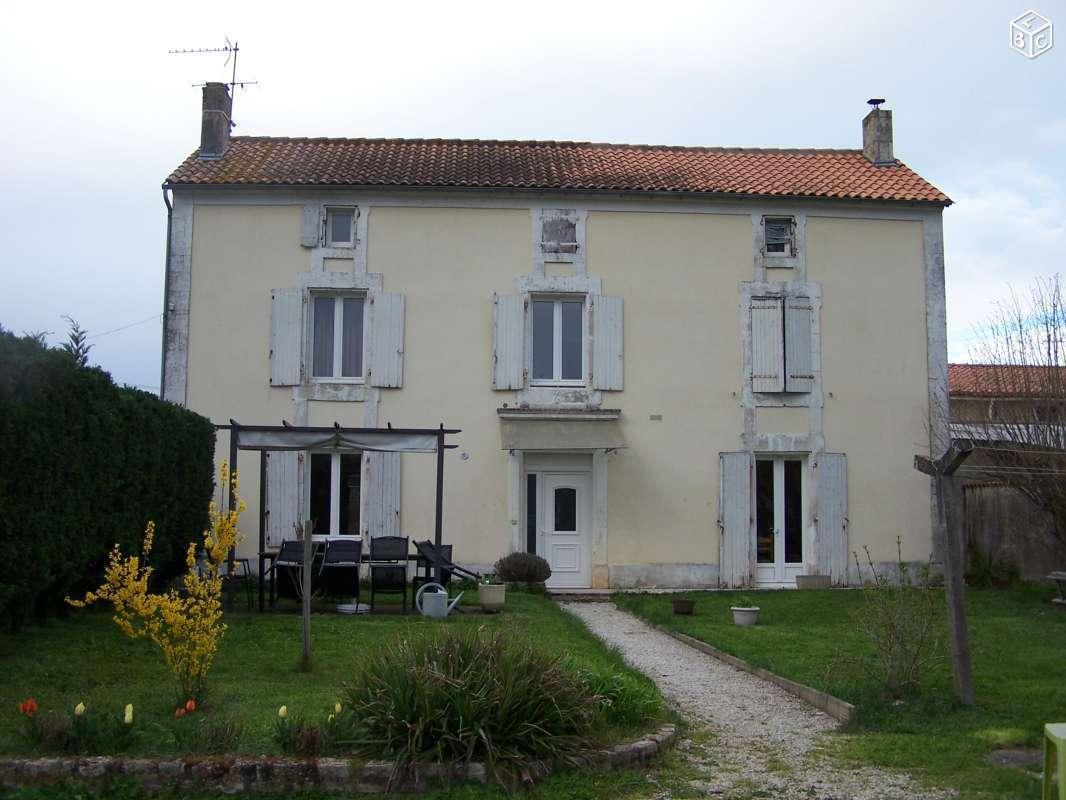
[
  {"xmin": 650, "ymin": 623, "xmax": 855, "ymax": 723},
  {"xmin": 0, "ymin": 724, "xmax": 676, "ymax": 794}
]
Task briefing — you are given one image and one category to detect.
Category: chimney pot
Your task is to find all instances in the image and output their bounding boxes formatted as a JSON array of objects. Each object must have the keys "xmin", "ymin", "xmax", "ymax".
[
  {"xmin": 862, "ymin": 104, "xmax": 894, "ymax": 166},
  {"xmin": 199, "ymin": 82, "xmax": 232, "ymax": 159}
]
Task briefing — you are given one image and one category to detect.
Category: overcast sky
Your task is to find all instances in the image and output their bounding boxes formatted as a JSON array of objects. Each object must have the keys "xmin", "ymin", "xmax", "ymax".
[{"xmin": 1, "ymin": 0, "xmax": 1063, "ymax": 391}]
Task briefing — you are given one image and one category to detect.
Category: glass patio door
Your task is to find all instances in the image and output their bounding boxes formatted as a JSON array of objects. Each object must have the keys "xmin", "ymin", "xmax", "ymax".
[{"xmin": 755, "ymin": 457, "xmax": 805, "ymax": 586}]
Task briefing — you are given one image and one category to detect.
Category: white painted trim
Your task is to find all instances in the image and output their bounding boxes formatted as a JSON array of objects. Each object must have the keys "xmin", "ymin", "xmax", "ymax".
[{"xmin": 507, "ymin": 449, "xmax": 523, "ymax": 554}]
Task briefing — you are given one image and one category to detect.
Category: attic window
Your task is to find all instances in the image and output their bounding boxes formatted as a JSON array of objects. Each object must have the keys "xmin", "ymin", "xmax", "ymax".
[
  {"xmin": 541, "ymin": 210, "xmax": 579, "ymax": 255},
  {"xmin": 326, "ymin": 208, "xmax": 355, "ymax": 247},
  {"xmin": 764, "ymin": 217, "xmax": 794, "ymax": 258}
]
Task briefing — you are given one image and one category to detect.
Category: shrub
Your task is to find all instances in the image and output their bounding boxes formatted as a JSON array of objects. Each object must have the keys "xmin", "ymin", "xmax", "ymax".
[
  {"xmin": 571, "ymin": 666, "xmax": 661, "ymax": 728},
  {"xmin": 0, "ymin": 326, "xmax": 215, "ymax": 630},
  {"xmin": 494, "ymin": 552, "xmax": 551, "ymax": 584},
  {"xmin": 340, "ymin": 627, "xmax": 599, "ymax": 785}
]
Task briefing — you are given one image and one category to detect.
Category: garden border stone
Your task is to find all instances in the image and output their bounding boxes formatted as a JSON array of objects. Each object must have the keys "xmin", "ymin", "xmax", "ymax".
[
  {"xmin": 0, "ymin": 724, "xmax": 675, "ymax": 794},
  {"xmin": 649, "ymin": 623, "xmax": 855, "ymax": 723}
]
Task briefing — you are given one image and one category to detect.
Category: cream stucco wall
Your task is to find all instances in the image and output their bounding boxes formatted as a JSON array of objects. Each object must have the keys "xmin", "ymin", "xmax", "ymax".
[{"xmin": 177, "ymin": 195, "xmax": 936, "ymax": 579}]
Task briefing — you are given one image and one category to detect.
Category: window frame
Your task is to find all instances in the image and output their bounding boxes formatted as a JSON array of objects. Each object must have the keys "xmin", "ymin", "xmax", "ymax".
[
  {"xmin": 763, "ymin": 216, "xmax": 795, "ymax": 259},
  {"xmin": 324, "ymin": 207, "xmax": 356, "ymax": 248},
  {"xmin": 308, "ymin": 451, "xmax": 362, "ymax": 538},
  {"xmin": 529, "ymin": 294, "xmax": 587, "ymax": 388},
  {"xmin": 309, "ymin": 292, "xmax": 367, "ymax": 384}
]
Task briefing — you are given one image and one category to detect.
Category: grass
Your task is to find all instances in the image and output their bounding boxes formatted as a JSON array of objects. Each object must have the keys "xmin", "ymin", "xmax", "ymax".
[
  {"xmin": 0, "ymin": 592, "xmax": 664, "ymax": 758},
  {"xmin": 615, "ymin": 583, "xmax": 1066, "ymax": 799}
]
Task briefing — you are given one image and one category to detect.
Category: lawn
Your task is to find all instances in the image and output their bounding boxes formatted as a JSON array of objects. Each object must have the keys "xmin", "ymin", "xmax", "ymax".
[
  {"xmin": 615, "ymin": 583, "xmax": 1066, "ymax": 799},
  {"xmin": 0, "ymin": 593, "xmax": 664, "ymax": 758}
]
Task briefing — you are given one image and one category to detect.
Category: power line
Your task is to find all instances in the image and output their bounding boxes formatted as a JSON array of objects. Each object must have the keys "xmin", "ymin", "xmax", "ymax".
[{"xmin": 86, "ymin": 314, "xmax": 162, "ymax": 340}]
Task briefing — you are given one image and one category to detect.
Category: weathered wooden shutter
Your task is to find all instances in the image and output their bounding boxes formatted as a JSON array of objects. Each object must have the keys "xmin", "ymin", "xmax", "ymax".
[
  {"xmin": 492, "ymin": 293, "xmax": 526, "ymax": 390},
  {"xmin": 751, "ymin": 298, "xmax": 784, "ymax": 392},
  {"xmin": 368, "ymin": 293, "xmax": 405, "ymax": 388},
  {"xmin": 265, "ymin": 451, "xmax": 301, "ymax": 548},
  {"xmin": 270, "ymin": 288, "xmax": 303, "ymax": 386},
  {"xmin": 785, "ymin": 295, "xmax": 813, "ymax": 393},
  {"xmin": 300, "ymin": 204, "xmax": 323, "ymax": 248},
  {"xmin": 362, "ymin": 451, "xmax": 401, "ymax": 538},
  {"xmin": 590, "ymin": 294, "xmax": 624, "ymax": 391},
  {"xmin": 815, "ymin": 453, "xmax": 848, "ymax": 585},
  {"xmin": 719, "ymin": 451, "xmax": 754, "ymax": 588}
]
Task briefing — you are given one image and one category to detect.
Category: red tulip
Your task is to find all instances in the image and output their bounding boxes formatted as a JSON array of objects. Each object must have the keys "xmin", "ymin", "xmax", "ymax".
[
  {"xmin": 185, "ymin": 699, "xmax": 196, "ymax": 713},
  {"xmin": 174, "ymin": 707, "xmax": 186, "ymax": 719},
  {"xmin": 18, "ymin": 698, "xmax": 37, "ymax": 718}
]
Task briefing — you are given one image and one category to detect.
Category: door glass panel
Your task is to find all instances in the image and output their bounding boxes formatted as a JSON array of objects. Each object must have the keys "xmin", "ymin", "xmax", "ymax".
[
  {"xmin": 309, "ymin": 453, "xmax": 332, "ymax": 535},
  {"xmin": 531, "ymin": 300, "xmax": 554, "ymax": 380},
  {"xmin": 338, "ymin": 454, "xmax": 361, "ymax": 535},
  {"xmin": 526, "ymin": 474, "xmax": 538, "ymax": 553},
  {"xmin": 560, "ymin": 301, "xmax": 583, "ymax": 380},
  {"xmin": 312, "ymin": 297, "xmax": 335, "ymax": 377},
  {"xmin": 784, "ymin": 459, "xmax": 803, "ymax": 563},
  {"xmin": 340, "ymin": 297, "xmax": 364, "ymax": 378},
  {"xmin": 554, "ymin": 487, "xmax": 577, "ymax": 531},
  {"xmin": 755, "ymin": 460, "xmax": 774, "ymax": 563}
]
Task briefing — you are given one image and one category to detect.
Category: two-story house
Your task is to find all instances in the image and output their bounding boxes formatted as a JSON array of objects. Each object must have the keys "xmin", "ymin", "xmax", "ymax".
[{"xmin": 161, "ymin": 85, "xmax": 951, "ymax": 589}]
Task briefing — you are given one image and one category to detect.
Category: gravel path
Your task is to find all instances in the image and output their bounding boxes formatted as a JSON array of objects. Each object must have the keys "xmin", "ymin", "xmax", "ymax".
[{"xmin": 563, "ymin": 602, "xmax": 954, "ymax": 800}]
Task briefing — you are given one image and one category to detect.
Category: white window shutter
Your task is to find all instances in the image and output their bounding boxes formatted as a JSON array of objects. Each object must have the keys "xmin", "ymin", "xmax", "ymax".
[
  {"xmin": 368, "ymin": 293, "xmax": 405, "ymax": 388},
  {"xmin": 265, "ymin": 451, "xmax": 301, "ymax": 547},
  {"xmin": 590, "ymin": 294, "xmax": 624, "ymax": 391},
  {"xmin": 719, "ymin": 451, "xmax": 754, "ymax": 588},
  {"xmin": 362, "ymin": 451, "xmax": 401, "ymax": 538},
  {"xmin": 270, "ymin": 288, "xmax": 303, "ymax": 386},
  {"xmin": 300, "ymin": 204, "xmax": 322, "ymax": 248},
  {"xmin": 751, "ymin": 297, "xmax": 784, "ymax": 392},
  {"xmin": 492, "ymin": 293, "xmax": 526, "ymax": 390},
  {"xmin": 815, "ymin": 453, "xmax": 848, "ymax": 585},
  {"xmin": 785, "ymin": 295, "xmax": 813, "ymax": 393}
]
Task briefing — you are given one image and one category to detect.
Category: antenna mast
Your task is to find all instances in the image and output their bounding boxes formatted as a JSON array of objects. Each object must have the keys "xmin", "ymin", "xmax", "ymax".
[{"xmin": 168, "ymin": 37, "xmax": 258, "ymax": 125}]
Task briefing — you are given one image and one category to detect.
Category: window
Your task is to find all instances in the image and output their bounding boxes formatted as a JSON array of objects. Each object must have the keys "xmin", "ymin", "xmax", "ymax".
[
  {"xmin": 311, "ymin": 294, "xmax": 365, "ymax": 380},
  {"xmin": 755, "ymin": 457, "xmax": 804, "ymax": 567},
  {"xmin": 526, "ymin": 474, "xmax": 538, "ymax": 554},
  {"xmin": 325, "ymin": 208, "xmax": 355, "ymax": 247},
  {"xmin": 763, "ymin": 216, "xmax": 794, "ymax": 258},
  {"xmin": 750, "ymin": 295, "xmax": 812, "ymax": 393},
  {"xmin": 531, "ymin": 298, "xmax": 584, "ymax": 384},
  {"xmin": 541, "ymin": 210, "xmax": 579, "ymax": 255},
  {"xmin": 309, "ymin": 452, "xmax": 362, "ymax": 536}
]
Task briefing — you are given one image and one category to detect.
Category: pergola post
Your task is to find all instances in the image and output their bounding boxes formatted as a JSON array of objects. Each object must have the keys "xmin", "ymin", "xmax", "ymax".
[
  {"xmin": 258, "ymin": 450, "xmax": 266, "ymax": 612},
  {"xmin": 433, "ymin": 425, "xmax": 445, "ymax": 581}
]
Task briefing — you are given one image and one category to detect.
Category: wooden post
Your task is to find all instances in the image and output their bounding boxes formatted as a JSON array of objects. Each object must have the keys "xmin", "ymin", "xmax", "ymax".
[
  {"xmin": 299, "ymin": 520, "xmax": 313, "ymax": 672},
  {"xmin": 258, "ymin": 451, "xmax": 266, "ymax": 613},
  {"xmin": 433, "ymin": 426, "xmax": 445, "ymax": 582},
  {"xmin": 914, "ymin": 440, "xmax": 975, "ymax": 706}
]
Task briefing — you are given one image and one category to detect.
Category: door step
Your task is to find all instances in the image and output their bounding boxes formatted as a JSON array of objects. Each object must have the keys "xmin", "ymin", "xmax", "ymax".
[{"xmin": 547, "ymin": 588, "xmax": 613, "ymax": 602}]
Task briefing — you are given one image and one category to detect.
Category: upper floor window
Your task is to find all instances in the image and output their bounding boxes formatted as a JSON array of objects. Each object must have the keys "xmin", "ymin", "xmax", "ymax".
[
  {"xmin": 764, "ymin": 216, "xmax": 795, "ymax": 258},
  {"xmin": 531, "ymin": 297, "xmax": 584, "ymax": 384},
  {"xmin": 750, "ymin": 294, "xmax": 812, "ymax": 394},
  {"xmin": 312, "ymin": 294, "xmax": 365, "ymax": 380},
  {"xmin": 326, "ymin": 208, "xmax": 355, "ymax": 247},
  {"xmin": 541, "ymin": 210, "xmax": 579, "ymax": 255}
]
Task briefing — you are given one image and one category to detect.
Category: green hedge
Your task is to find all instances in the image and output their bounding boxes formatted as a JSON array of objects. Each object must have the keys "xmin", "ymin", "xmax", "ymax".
[{"xmin": 0, "ymin": 327, "xmax": 216, "ymax": 629}]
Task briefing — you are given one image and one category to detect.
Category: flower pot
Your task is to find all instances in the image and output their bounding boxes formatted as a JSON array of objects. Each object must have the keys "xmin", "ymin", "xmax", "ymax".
[
  {"xmin": 795, "ymin": 574, "xmax": 832, "ymax": 590},
  {"xmin": 478, "ymin": 583, "xmax": 506, "ymax": 613},
  {"xmin": 730, "ymin": 606, "xmax": 760, "ymax": 626},
  {"xmin": 672, "ymin": 598, "xmax": 695, "ymax": 615}
]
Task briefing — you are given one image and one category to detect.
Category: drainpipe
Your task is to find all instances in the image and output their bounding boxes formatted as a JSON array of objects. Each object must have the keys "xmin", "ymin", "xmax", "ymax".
[{"xmin": 159, "ymin": 184, "xmax": 173, "ymax": 401}]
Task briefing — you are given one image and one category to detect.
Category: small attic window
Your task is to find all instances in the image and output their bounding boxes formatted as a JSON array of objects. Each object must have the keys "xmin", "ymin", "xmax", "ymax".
[
  {"xmin": 326, "ymin": 208, "xmax": 355, "ymax": 247},
  {"xmin": 541, "ymin": 210, "xmax": 579, "ymax": 255},
  {"xmin": 764, "ymin": 216, "xmax": 794, "ymax": 258}
]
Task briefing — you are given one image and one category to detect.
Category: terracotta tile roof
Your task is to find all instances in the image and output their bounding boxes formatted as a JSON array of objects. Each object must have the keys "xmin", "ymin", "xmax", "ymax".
[
  {"xmin": 166, "ymin": 137, "xmax": 950, "ymax": 204},
  {"xmin": 949, "ymin": 363, "xmax": 1066, "ymax": 397}
]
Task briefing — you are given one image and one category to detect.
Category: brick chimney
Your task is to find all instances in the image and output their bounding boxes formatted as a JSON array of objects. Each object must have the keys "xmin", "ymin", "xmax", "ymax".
[
  {"xmin": 862, "ymin": 101, "xmax": 894, "ymax": 165},
  {"xmin": 199, "ymin": 82, "xmax": 232, "ymax": 159}
]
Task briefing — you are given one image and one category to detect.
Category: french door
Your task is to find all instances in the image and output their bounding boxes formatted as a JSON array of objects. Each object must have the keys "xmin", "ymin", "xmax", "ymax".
[{"xmin": 755, "ymin": 456, "xmax": 805, "ymax": 586}]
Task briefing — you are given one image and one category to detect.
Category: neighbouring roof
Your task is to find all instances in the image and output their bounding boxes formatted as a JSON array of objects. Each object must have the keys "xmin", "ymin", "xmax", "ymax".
[
  {"xmin": 166, "ymin": 137, "xmax": 950, "ymax": 204},
  {"xmin": 949, "ymin": 363, "xmax": 1066, "ymax": 398}
]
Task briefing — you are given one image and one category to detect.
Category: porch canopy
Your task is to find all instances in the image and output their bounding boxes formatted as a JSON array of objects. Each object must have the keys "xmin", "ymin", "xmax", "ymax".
[{"xmin": 216, "ymin": 420, "xmax": 460, "ymax": 610}]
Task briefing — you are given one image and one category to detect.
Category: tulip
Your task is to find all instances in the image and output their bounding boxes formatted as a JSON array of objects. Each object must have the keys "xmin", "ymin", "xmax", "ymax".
[
  {"xmin": 334, "ymin": 702, "xmax": 342, "ymax": 715},
  {"xmin": 327, "ymin": 713, "xmax": 335, "ymax": 724},
  {"xmin": 124, "ymin": 704, "xmax": 134, "ymax": 725},
  {"xmin": 278, "ymin": 705, "xmax": 288, "ymax": 720},
  {"xmin": 175, "ymin": 708, "xmax": 186, "ymax": 719},
  {"xmin": 74, "ymin": 703, "xmax": 86, "ymax": 718},
  {"xmin": 185, "ymin": 699, "xmax": 197, "ymax": 713}
]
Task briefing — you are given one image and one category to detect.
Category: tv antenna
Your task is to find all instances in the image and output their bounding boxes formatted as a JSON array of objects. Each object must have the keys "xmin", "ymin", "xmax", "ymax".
[{"xmin": 168, "ymin": 37, "xmax": 258, "ymax": 125}]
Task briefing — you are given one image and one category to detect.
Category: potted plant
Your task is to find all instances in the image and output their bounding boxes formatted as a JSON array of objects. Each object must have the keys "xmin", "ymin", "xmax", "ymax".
[
  {"xmin": 730, "ymin": 594, "xmax": 760, "ymax": 626},
  {"xmin": 672, "ymin": 597, "xmax": 695, "ymax": 615},
  {"xmin": 478, "ymin": 573, "xmax": 506, "ymax": 613}
]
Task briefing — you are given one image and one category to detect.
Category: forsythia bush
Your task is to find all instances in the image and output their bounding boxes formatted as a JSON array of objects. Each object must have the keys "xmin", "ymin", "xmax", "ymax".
[{"xmin": 68, "ymin": 463, "xmax": 245, "ymax": 701}]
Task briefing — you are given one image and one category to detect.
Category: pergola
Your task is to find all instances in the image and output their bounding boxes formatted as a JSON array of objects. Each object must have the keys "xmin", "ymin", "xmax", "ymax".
[{"xmin": 215, "ymin": 420, "xmax": 461, "ymax": 611}]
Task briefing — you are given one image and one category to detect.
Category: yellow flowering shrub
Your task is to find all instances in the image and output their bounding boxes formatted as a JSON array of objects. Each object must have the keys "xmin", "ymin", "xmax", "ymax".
[{"xmin": 68, "ymin": 462, "xmax": 245, "ymax": 700}]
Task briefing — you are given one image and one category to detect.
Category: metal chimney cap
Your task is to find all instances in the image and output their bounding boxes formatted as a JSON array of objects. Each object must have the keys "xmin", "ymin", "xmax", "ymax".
[{"xmin": 867, "ymin": 98, "xmax": 886, "ymax": 109}]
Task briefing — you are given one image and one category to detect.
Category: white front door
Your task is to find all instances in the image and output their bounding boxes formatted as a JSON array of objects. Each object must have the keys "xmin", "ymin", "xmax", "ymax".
[
  {"xmin": 541, "ymin": 472, "xmax": 592, "ymax": 589},
  {"xmin": 755, "ymin": 456, "xmax": 806, "ymax": 587}
]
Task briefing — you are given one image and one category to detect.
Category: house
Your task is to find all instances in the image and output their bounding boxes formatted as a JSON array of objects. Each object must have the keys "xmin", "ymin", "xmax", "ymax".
[{"xmin": 160, "ymin": 85, "xmax": 951, "ymax": 589}]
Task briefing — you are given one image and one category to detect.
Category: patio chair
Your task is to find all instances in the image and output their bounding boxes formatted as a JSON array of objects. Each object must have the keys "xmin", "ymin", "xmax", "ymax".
[
  {"xmin": 412, "ymin": 540, "xmax": 481, "ymax": 593},
  {"xmin": 369, "ymin": 536, "xmax": 409, "ymax": 613},
  {"xmin": 319, "ymin": 538, "xmax": 363, "ymax": 604},
  {"xmin": 270, "ymin": 539, "xmax": 320, "ymax": 603}
]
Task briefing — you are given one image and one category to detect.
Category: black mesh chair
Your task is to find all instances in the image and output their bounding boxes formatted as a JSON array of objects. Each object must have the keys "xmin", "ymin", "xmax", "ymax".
[
  {"xmin": 412, "ymin": 540, "xmax": 481, "ymax": 593},
  {"xmin": 369, "ymin": 536, "xmax": 409, "ymax": 613},
  {"xmin": 270, "ymin": 539, "xmax": 318, "ymax": 602},
  {"xmin": 319, "ymin": 538, "xmax": 363, "ymax": 604}
]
